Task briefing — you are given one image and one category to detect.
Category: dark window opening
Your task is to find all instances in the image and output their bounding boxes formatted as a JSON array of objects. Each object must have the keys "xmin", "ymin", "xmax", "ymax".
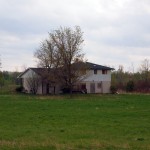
[
  {"xmin": 94, "ymin": 69, "xmax": 97, "ymax": 74},
  {"xmin": 102, "ymin": 70, "xmax": 107, "ymax": 74}
]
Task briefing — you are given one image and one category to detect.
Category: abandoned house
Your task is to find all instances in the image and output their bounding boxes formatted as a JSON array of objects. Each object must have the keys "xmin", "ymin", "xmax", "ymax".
[{"xmin": 18, "ymin": 62, "xmax": 114, "ymax": 94}]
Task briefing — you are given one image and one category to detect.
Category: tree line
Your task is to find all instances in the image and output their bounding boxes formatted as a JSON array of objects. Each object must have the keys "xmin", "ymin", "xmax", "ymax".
[
  {"xmin": 111, "ymin": 59, "xmax": 150, "ymax": 93},
  {"xmin": 0, "ymin": 71, "xmax": 20, "ymax": 87}
]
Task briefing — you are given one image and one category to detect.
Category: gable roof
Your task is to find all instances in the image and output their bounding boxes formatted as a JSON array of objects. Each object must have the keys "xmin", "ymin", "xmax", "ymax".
[
  {"xmin": 18, "ymin": 62, "xmax": 114, "ymax": 78},
  {"xmin": 29, "ymin": 68, "xmax": 50, "ymax": 76},
  {"xmin": 86, "ymin": 62, "xmax": 114, "ymax": 70},
  {"xmin": 18, "ymin": 68, "xmax": 50, "ymax": 78}
]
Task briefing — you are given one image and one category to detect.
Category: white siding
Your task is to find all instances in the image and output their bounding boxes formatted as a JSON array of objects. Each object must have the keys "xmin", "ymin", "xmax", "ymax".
[
  {"xmin": 21, "ymin": 69, "xmax": 42, "ymax": 94},
  {"xmin": 85, "ymin": 82, "xmax": 102, "ymax": 93},
  {"xmin": 82, "ymin": 70, "xmax": 111, "ymax": 93},
  {"xmin": 83, "ymin": 70, "xmax": 111, "ymax": 82},
  {"xmin": 21, "ymin": 69, "xmax": 37, "ymax": 78}
]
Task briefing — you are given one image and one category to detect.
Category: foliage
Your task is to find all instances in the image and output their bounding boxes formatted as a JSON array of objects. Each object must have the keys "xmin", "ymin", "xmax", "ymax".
[
  {"xmin": 110, "ymin": 85, "xmax": 117, "ymax": 94},
  {"xmin": 0, "ymin": 94, "xmax": 150, "ymax": 150},
  {"xmin": 0, "ymin": 71, "xmax": 21, "ymax": 94},
  {"xmin": 15, "ymin": 86, "xmax": 24, "ymax": 93},
  {"xmin": 0, "ymin": 84, "xmax": 18, "ymax": 94},
  {"xmin": 112, "ymin": 59, "xmax": 150, "ymax": 93},
  {"xmin": 0, "ymin": 71, "xmax": 21, "ymax": 85},
  {"xmin": 61, "ymin": 87, "xmax": 70, "ymax": 93},
  {"xmin": 0, "ymin": 71, "xmax": 4, "ymax": 87},
  {"xmin": 126, "ymin": 80, "xmax": 134, "ymax": 92}
]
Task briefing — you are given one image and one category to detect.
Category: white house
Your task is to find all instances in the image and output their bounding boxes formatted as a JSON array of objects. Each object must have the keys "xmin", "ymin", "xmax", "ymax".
[{"xmin": 18, "ymin": 62, "xmax": 114, "ymax": 94}]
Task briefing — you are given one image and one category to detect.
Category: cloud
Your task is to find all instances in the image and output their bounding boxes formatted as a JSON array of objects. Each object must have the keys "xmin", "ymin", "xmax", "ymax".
[{"xmin": 0, "ymin": 0, "xmax": 150, "ymax": 71}]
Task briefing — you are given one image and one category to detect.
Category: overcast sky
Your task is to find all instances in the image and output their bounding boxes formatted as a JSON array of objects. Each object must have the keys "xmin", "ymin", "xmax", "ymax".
[{"xmin": 0, "ymin": 0, "xmax": 150, "ymax": 72}]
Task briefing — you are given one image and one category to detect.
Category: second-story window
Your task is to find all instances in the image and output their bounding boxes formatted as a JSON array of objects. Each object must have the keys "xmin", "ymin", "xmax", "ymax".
[
  {"xmin": 94, "ymin": 69, "xmax": 97, "ymax": 74},
  {"xmin": 102, "ymin": 70, "xmax": 107, "ymax": 74}
]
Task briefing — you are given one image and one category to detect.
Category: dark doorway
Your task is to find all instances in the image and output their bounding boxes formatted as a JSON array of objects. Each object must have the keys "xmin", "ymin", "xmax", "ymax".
[
  {"xmin": 90, "ymin": 83, "xmax": 95, "ymax": 93},
  {"xmin": 46, "ymin": 83, "xmax": 49, "ymax": 94},
  {"xmin": 81, "ymin": 84, "xmax": 86, "ymax": 90}
]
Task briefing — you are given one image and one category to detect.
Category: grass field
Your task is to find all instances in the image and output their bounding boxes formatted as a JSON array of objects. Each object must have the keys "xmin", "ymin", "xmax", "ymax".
[{"xmin": 0, "ymin": 94, "xmax": 149, "ymax": 150}]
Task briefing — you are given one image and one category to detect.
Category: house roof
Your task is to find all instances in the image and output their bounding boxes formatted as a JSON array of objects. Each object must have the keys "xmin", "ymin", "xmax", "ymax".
[
  {"xmin": 17, "ymin": 68, "xmax": 50, "ymax": 78},
  {"xmin": 29, "ymin": 68, "xmax": 50, "ymax": 76},
  {"xmin": 86, "ymin": 62, "xmax": 114, "ymax": 70},
  {"xmin": 18, "ymin": 62, "xmax": 114, "ymax": 78}
]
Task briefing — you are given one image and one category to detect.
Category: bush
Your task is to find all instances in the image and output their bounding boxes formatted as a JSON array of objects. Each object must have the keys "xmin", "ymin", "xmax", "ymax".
[
  {"xmin": 110, "ymin": 85, "xmax": 117, "ymax": 94},
  {"xmin": 62, "ymin": 88, "xmax": 70, "ymax": 93},
  {"xmin": 126, "ymin": 80, "xmax": 134, "ymax": 92},
  {"xmin": 16, "ymin": 86, "xmax": 24, "ymax": 93}
]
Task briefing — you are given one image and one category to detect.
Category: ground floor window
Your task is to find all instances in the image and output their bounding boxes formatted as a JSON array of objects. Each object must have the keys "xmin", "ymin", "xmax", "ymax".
[{"xmin": 97, "ymin": 82, "xmax": 102, "ymax": 89}]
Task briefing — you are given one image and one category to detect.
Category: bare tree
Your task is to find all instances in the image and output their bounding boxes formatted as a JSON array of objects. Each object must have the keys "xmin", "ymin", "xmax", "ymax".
[
  {"xmin": 26, "ymin": 72, "xmax": 40, "ymax": 94},
  {"xmin": 116, "ymin": 65, "xmax": 124, "ymax": 89},
  {"xmin": 137, "ymin": 59, "xmax": 150, "ymax": 91},
  {"xmin": 128, "ymin": 63, "xmax": 135, "ymax": 74},
  {"xmin": 139, "ymin": 59, "xmax": 150, "ymax": 82},
  {"xmin": 35, "ymin": 26, "xmax": 87, "ymax": 94}
]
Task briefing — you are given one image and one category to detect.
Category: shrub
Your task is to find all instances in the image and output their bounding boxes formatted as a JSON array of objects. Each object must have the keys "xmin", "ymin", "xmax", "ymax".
[
  {"xmin": 126, "ymin": 80, "xmax": 134, "ymax": 92},
  {"xmin": 110, "ymin": 85, "xmax": 117, "ymax": 94},
  {"xmin": 62, "ymin": 88, "xmax": 70, "ymax": 93},
  {"xmin": 16, "ymin": 86, "xmax": 24, "ymax": 93}
]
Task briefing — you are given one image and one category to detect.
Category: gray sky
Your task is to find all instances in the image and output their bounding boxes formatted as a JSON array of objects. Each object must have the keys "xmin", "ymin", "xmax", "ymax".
[{"xmin": 0, "ymin": 0, "xmax": 150, "ymax": 72}]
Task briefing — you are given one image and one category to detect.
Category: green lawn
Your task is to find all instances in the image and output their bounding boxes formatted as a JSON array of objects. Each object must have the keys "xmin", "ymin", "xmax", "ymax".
[{"xmin": 0, "ymin": 94, "xmax": 149, "ymax": 150}]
